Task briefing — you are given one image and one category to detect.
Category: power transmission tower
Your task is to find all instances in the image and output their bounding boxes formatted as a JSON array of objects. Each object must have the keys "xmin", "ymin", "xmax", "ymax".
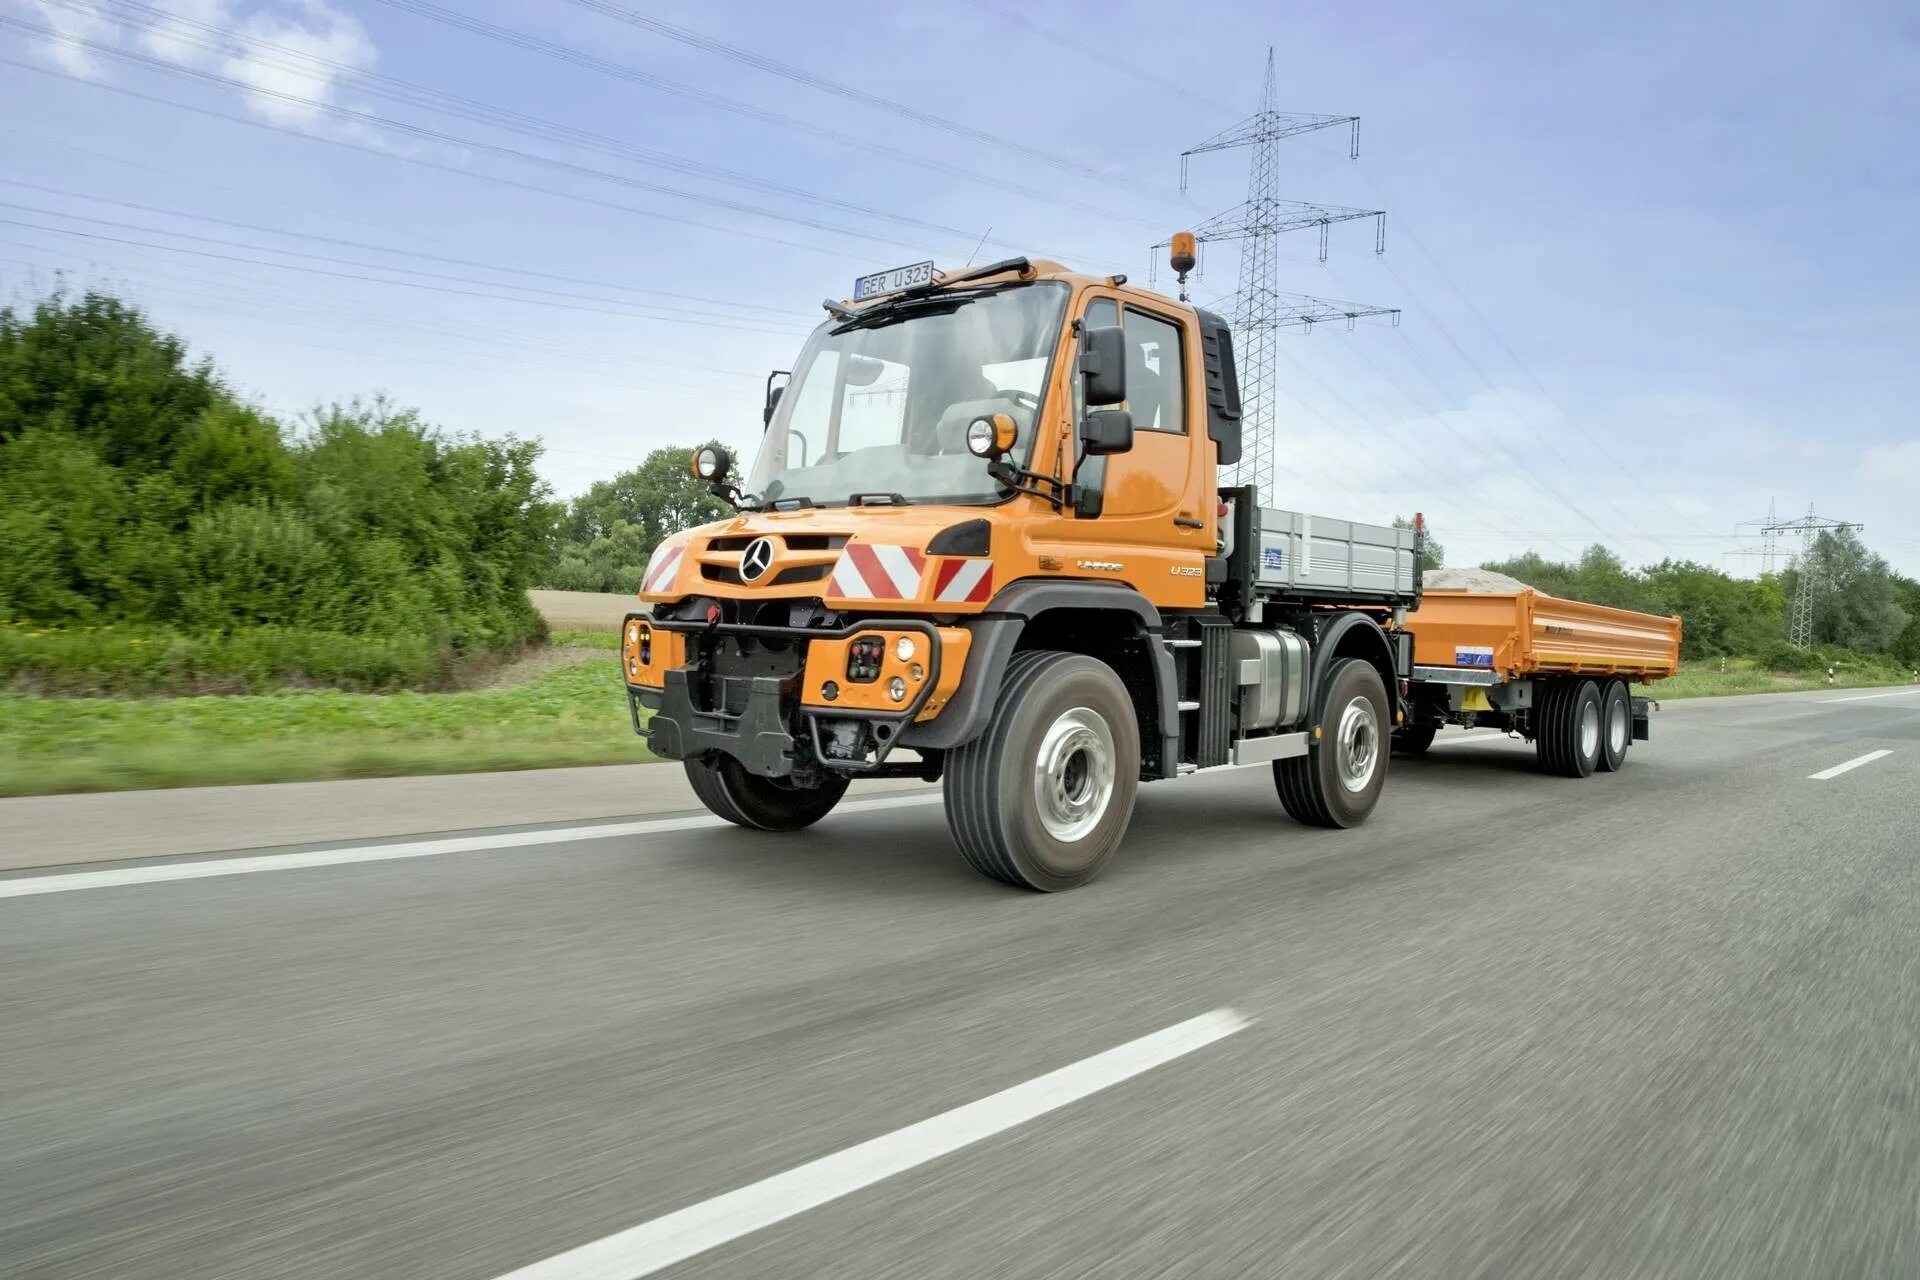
[
  {"xmin": 1730, "ymin": 497, "xmax": 1781, "ymax": 575},
  {"xmin": 1763, "ymin": 504, "xmax": 1863, "ymax": 647},
  {"xmin": 1155, "ymin": 48, "xmax": 1398, "ymax": 493}
]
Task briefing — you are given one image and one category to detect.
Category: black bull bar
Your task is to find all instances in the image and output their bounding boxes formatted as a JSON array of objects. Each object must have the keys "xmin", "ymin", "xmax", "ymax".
[{"xmin": 626, "ymin": 612, "xmax": 944, "ymax": 776}]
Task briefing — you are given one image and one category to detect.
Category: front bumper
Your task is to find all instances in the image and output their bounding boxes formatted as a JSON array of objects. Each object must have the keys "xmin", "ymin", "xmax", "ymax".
[{"xmin": 626, "ymin": 614, "xmax": 944, "ymax": 778}]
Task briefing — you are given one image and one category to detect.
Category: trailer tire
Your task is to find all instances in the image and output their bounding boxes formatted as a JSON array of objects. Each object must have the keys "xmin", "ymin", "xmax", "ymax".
[
  {"xmin": 1275, "ymin": 658, "xmax": 1389, "ymax": 828},
  {"xmin": 944, "ymin": 651, "xmax": 1140, "ymax": 891},
  {"xmin": 683, "ymin": 753, "xmax": 849, "ymax": 831},
  {"xmin": 1535, "ymin": 679, "xmax": 1603, "ymax": 778},
  {"xmin": 1597, "ymin": 679, "xmax": 1631, "ymax": 772},
  {"xmin": 1392, "ymin": 722, "xmax": 1438, "ymax": 756}
]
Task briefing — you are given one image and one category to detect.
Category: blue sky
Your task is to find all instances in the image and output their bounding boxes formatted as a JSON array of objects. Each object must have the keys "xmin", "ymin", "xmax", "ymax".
[{"xmin": 5, "ymin": 0, "xmax": 1917, "ymax": 574}]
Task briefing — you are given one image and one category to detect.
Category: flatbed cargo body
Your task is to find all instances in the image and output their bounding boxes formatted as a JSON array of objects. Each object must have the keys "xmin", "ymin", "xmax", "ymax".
[
  {"xmin": 1408, "ymin": 589, "xmax": 1680, "ymax": 681},
  {"xmin": 1397, "ymin": 588, "xmax": 1680, "ymax": 778}
]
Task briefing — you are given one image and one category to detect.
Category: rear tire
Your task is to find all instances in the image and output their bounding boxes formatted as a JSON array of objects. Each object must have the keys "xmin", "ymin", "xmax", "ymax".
[
  {"xmin": 1276, "ymin": 658, "xmax": 1390, "ymax": 828},
  {"xmin": 1597, "ymin": 679, "xmax": 1631, "ymax": 772},
  {"xmin": 1535, "ymin": 678, "xmax": 1603, "ymax": 778},
  {"xmin": 944, "ymin": 651, "xmax": 1140, "ymax": 891},
  {"xmin": 684, "ymin": 754, "xmax": 849, "ymax": 831},
  {"xmin": 1392, "ymin": 722, "xmax": 1438, "ymax": 756}
]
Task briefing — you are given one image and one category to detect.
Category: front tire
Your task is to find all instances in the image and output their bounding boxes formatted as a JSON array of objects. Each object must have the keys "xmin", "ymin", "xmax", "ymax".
[
  {"xmin": 944, "ymin": 651, "xmax": 1140, "ymax": 891},
  {"xmin": 1392, "ymin": 722, "xmax": 1438, "ymax": 756},
  {"xmin": 683, "ymin": 753, "xmax": 849, "ymax": 831},
  {"xmin": 1276, "ymin": 658, "xmax": 1390, "ymax": 828}
]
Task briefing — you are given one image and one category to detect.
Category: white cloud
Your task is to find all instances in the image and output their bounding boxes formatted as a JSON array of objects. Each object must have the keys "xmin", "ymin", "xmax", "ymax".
[
  {"xmin": 25, "ymin": 0, "xmax": 376, "ymax": 133},
  {"xmin": 29, "ymin": 0, "xmax": 117, "ymax": 77},
  {"xmin": 1858, "ymin": 440, "xmax": 1920, "ymax": 492},
  {"xmin": 220, "ymin": 0, "xmax": 377, "ymax": 128}
]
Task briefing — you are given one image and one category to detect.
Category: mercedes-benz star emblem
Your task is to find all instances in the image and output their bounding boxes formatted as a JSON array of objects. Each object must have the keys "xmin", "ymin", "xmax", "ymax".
[{"xmin": 739, "ymin": 536, "xmax": 776, "ymax": 582}]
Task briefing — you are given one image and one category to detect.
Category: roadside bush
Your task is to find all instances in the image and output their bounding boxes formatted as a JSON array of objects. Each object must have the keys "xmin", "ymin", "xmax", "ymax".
[
  {"xmin": 0, "ymin": 290, "xmax": 565, "ymax": 692},
  {"xmin": 0, "ymin": 622, "xmax": 446, "ymax": 695}
]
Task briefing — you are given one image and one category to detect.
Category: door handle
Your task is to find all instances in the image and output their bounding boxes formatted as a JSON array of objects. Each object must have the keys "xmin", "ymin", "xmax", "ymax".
[{"xmin": 1174, "ymin": 514, "xmax": 1205, "ymax": 529}]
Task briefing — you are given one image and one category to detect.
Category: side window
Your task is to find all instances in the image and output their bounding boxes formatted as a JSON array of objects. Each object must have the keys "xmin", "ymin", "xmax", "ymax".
[{"xmin": 1123, "ymin": 307, "xmax": 1186, "ymax": 434}]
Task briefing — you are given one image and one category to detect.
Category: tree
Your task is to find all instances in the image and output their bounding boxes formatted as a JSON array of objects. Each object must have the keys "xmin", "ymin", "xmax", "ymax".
[
  {"xmin": 550, "ymin": 442, "xmax": 732, "ymax": 590},
  {"xmin": 1889, "ymin": 574, "xmax": 1920, "ymax": 666},
  {"xmin": 1394, "ymin": 515, "xmax": 1443, "ymax": 569},
  {"xmin": 1788, "ymin": 528, "xmax": 1908, "ymax": 651}
]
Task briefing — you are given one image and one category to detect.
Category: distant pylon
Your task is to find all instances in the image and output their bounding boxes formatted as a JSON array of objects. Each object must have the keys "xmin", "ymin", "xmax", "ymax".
[
  {"xmin": 1158, "ymin": 49, "xmax": 1398, "ymax": 494},
  {"xmin": 1763, "ymin": 503, "xmax": 1864, "ymax": 647}
]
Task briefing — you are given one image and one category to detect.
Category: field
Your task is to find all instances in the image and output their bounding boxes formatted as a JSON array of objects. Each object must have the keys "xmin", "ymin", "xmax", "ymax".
[
  {"xmin": 4, "ymin": 633, "xmax": 1914, "ymax": 798},
  {"xmin": 0, "ymin": 633, "xmax": 648, "ymax": 798},
  {"xmin": 1652, "ymin": 659, "xmax": 1917, "ymax": 699}
]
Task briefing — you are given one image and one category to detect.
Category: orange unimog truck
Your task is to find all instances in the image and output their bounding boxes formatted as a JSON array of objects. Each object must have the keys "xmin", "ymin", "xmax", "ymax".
[
  {"xmin": 625, "ymin": 246, "xmax": 1424, "ymax": 890},
  {"xmin": 1396, "ymin": 584, "xmax": 1681, "ymax": 775}
]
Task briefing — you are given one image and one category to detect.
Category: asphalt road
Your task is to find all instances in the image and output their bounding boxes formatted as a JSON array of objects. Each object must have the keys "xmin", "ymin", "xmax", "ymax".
[{"xmin": 4, "ymin": 688, "xmax": 1918, "ymax": 1279}]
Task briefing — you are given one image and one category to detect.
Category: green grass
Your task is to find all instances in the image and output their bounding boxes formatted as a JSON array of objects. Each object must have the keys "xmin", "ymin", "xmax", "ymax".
[
  {"xmin": 1654, "ymin": 659, "xmax": 1918, "ymax": 699},
  {"xmin": 0, "ymin": 645, "xmax": 652, "ymax": 797}
]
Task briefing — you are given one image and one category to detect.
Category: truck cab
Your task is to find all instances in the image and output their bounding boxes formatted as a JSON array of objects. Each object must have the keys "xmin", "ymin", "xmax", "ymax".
[{"xmin": 624, "ymin": 254, "xmax": 1420, "ymax": 890}]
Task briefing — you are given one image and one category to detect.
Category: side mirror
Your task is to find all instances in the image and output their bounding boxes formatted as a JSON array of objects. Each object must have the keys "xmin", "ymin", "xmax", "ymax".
[
  {"xmin": 763, "ymin": 369, "xmax": 789, "ymax": 427},
  {"xmin": 1078, "ymin": 323, "xmax": 1127, "ymax": 407},
  {"xmin": 1080, "ymin": 408, "xmax": 1134, "ymax": 457}
]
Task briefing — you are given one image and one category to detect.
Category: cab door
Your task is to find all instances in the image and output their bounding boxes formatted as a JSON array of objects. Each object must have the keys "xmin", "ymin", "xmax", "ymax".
[{"xmin": 1077, "ymin": 294, "xmax": 1201, "ymax": 537}]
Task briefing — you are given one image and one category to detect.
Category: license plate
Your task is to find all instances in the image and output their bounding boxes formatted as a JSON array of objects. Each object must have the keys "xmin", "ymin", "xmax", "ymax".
[{"xmin": 854, "ymin": 260, "xmax": 934, "ymax": 301}]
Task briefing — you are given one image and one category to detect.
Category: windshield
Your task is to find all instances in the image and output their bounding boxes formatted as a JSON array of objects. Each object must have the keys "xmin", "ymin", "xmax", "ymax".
[{"xmin": 746, "ymin": 281, "xmax": 1068, "ymax": 507}]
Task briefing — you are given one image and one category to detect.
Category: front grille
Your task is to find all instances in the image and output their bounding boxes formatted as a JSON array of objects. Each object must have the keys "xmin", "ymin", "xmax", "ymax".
[
  {"xmin": 699, "ymin": 562, "xmax": 833, "ymax": 586},
  {"xmin": 706, "ymin": 534, "xmax": 847, "ymax": 552}
]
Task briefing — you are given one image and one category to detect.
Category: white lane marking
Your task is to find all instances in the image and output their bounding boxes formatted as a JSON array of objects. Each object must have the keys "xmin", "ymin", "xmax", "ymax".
[
  {"xmin": 1808, "ymin": 750, "xmax": 1894, "ymax": 781},
  {"xmin": 0, "ymin": 794, "xmax": 944, "ymax": 900},
  {"xmin": 1820, "ymin": 688, "xmax": 1920, "ymax": 704},
  {"xmin": 488, "ymin": 1008, "xmax": 1251, "ymax": 1280}
]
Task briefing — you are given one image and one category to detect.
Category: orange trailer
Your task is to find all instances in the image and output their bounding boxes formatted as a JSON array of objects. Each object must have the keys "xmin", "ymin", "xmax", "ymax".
[{"xmin": 1399, "ymin": 589, "xmax": 1681, "ymax": 777}]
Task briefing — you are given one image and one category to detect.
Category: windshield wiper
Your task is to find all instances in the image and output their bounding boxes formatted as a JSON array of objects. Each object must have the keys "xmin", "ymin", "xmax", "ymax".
[
  {"xmin": 848, "ymin": 492, "xmax": 910, "ymax": 507},
  {"xmin": 829, "ymin": 283, "xmax": 1011, "ymax": 333}
]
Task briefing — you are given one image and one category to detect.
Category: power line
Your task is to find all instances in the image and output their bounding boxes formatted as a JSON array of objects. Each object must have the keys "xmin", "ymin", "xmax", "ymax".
[
  {"xmin": 960, "ymin": 0, "xmax": 1234, "ymax": 116},
  {"xmin": 363, "ymin": 0, "xmax": 1171, "ymax": 230},
  {"xmin": 550, "ymin": 0, "xmax": 1174, "ymax": 198},
  {"xmin": 0, "ymin": 54, "xmax": 877, "ymax": 266},
  {"xmin": 52, "ymin": 0, "xmax": 1049, "ymax": 258},
  {"xmin": 1343, "ymin": 165, "xmax": 1726, "ymax": 542},
  {"xmin": 0, "ymin": 214, "xmax": 812, "ymax": 334},
  {"xmin": 0, "ymin": 239, "xmax": 768, "ymax": 389},
  {"xmin": 0, "ymin": 181, "xmax": 807, "ymax": 323},
  {"xmin": 7, "ymin": 16, "xmax": 959, "ymax": 256}
]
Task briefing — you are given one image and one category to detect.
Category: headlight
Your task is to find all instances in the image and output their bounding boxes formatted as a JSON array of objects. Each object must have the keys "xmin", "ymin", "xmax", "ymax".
[{"xmin": 887, "ymin": 676, "xmax": 908, "ymax": 702}]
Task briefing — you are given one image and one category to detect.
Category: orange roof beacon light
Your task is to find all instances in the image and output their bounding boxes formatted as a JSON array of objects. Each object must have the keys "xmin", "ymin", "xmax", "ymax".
[{"xmin": 1169, "ymin": 230, "xmax": 1198, "ymax": 301}]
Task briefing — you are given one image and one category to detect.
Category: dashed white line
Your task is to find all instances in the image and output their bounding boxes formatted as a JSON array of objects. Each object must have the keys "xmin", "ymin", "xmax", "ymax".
[
  {"xmin": 0, "ymin": 793, "xmax": 944, "ymax": 900},
  {"xmin": 1820, "ymin": 688, "xmax": 1920, "ymax": 704},
  {"xmin": 488, "ymin": 1008, "xmax": 1252, "ymax": 1280},
  {"xmin": 1808, "ymin": 750, "xmax": 1893, "ymax": 781}
]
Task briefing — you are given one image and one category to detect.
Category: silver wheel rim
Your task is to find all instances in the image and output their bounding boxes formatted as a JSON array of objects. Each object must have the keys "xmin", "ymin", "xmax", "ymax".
[
  {"xmin": 1336, "ymin": 696, "xmax": 1379, "ymax": 794},
  {"xmin": 1580, "ymin": 697, "xmax": 1601, "ymax": 761},
  {"xmin": 1033, "ymin": 706, "xmax": 1116, "ymax": 843},
  {"xmin": 1607, "ymin": 694, "xmax": 1628, "ymax": 757}
]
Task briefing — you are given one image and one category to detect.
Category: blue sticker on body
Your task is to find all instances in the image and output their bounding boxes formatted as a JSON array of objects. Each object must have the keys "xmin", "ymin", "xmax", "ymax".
[
  {"xmin": 1455, "ymin": 646, "xmax": 1494, "ymax": 668},
  {"xmin": 1261, "ymin": 547, "xmax": 1286, "ymax": 571}
]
